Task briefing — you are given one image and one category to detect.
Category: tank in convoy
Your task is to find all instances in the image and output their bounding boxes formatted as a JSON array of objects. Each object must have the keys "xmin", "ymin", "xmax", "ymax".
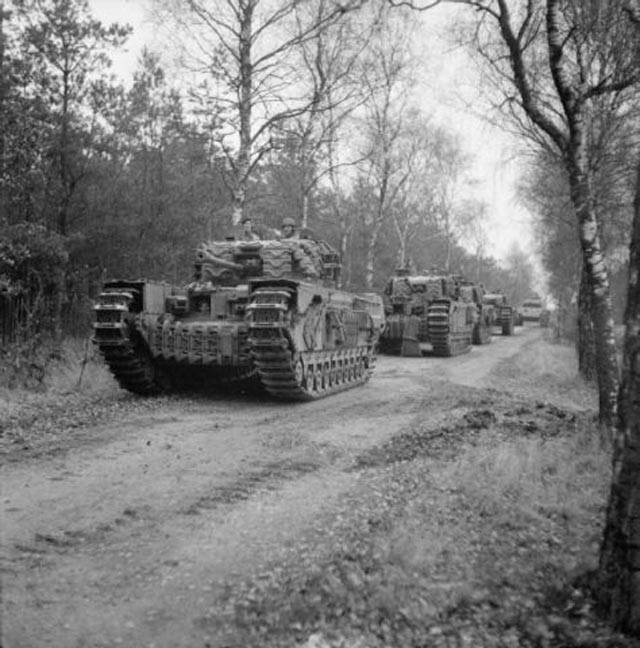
[
  {"xmin": 93, "ymin": 225, "xmax": 385, "ymax": 400},
  {"xmin": 379, "ymin": 267, "xmax": 491, "ymax": 357},
  {"xmin": 482, "ymin": 290, "xmax": 516, "ymax": 335}
]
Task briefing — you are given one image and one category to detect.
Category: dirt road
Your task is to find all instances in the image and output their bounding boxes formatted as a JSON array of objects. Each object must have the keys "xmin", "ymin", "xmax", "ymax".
[{"xmin": 2, "ymin": 328, "xmax": 537, "ymax": 648}]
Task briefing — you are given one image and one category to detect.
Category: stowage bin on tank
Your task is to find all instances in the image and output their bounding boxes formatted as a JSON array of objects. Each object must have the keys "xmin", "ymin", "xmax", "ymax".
[
  {"xmin": 379, "ymin": 268, "xmax": 491, "ymax": 357},
  {"xmin": 93, "ymin": 235, "xmax": 385, "ymax": 400}
]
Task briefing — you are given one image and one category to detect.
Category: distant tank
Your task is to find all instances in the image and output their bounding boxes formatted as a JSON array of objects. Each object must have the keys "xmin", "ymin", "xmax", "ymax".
[
  {"xmin": 93, "ymin": 234, "xmax": 384, "ymax": 400},
  {"xmin": 520, "ymin": 298, "xmax": 543, "ymax": 323},
  {"xmin": 482, "ymin": 291, "xmax": 515, "ymax": 335},
  {"xmin": 458, "ymin": 278, "xmax": 493, "ymax": 346},
  {"xmin": 379, "ymin": 268, "xmax": 489, "ymax": 357}
]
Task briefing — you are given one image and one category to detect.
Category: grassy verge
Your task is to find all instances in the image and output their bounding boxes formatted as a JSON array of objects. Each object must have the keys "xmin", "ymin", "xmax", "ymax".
[
  {"xmin": 205, "ymin": 338, "xmax": 631, "ymax": 648},
  {"xmin": 0, "ymin": 338, "xmax": 142, "ymax": 459},
  {"xmin": 0, "ymin": 336, "xmax": 118, "ymax": 396}
]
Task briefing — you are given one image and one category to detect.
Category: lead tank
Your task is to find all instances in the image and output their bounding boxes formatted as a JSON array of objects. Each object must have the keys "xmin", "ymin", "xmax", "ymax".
[
  {"xmin": 93, "ymin": 234, "xmax": 384, "ymax": 400},
  {"xmin": 379, "ymin": 268, "xmax": 485, "ymax": 357}
]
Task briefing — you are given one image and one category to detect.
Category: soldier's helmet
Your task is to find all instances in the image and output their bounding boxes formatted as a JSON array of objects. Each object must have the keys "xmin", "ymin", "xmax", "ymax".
[{"xmin": 282, "ymin": 217, "xmax": 296, "ymax": 227}]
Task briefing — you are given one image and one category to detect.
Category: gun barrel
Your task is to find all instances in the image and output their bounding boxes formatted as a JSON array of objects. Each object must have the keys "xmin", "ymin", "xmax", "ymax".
[{"xmin": 196, "ymin": 250, "xmax": 244, "ymax": 272}]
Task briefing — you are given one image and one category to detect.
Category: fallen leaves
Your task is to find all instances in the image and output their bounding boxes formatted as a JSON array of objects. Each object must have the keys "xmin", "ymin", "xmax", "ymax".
[{"xmin": 199, "ymin": 402, "xmax": 633, "ymax": 648}]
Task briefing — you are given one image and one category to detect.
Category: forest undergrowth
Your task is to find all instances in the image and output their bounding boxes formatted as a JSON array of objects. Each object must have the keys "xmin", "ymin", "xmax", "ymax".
[{"xmin": 0, "ymin": 337, "xmax": 159, "ymax": 459}]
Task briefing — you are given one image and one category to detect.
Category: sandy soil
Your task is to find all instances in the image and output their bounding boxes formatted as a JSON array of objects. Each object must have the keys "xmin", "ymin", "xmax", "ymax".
[{"xmin": 2, "ymin": 328, "xmax": 539, "ymax": 648}]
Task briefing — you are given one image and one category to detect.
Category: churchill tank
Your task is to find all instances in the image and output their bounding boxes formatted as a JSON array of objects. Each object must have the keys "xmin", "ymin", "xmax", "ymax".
[
  {"xmin": 93, "ymin": 234, "xmax": 384, "ymax": 400},
  {"xmin": 379, "ymin": 268, "xmax": 487, "ymax": 357}
]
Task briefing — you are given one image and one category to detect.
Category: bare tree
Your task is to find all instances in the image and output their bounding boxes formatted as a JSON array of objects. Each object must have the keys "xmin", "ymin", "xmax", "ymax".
[
  {"xmin": 502, "ymin": 242, "xmax": 536, "ymax": 306},
  {"xmin": 599, "ymin": 155, "xmax": 640, "ymax": 636},
  {"xmin": 596, "ymin": 3, "xmax": 640, "ymax": 634},
  {"xmin": 392, "ymin": 0, "xmax": 640, "ymax": 428},
  {"xmin": 429, "ymin": 132, "xmax": 472, "ymax": 272},
  {"xmin": 272, "ymin": 3, "xmax": 377, "ymax": 229},
  {"xmin": 356, "ymin": 9, "xmax": 420, "ymax": 289},
  {"xmin": 457, "ymin": 198, "xmax": 490, "ymax": 282},
  {"xmin": 389, "ymin": 119, "xmax": 433, "ymax": 268},
  {"xmin": 390, "ymin": 122, "xmax": 471, "ymax": 271},
  {"xmin": 157, "ymin": 0, "xmax": 366, "ymax": 226}
]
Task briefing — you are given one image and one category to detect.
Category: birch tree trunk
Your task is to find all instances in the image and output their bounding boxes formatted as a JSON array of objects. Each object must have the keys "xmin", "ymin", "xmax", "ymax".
[
  {"xmin": 231, "ymin": 1, "xmax": 253, "ymax": 227},
  {"xmin": 0, "ymin": 2, "xmax": 6, "ymax": 223},
  {"xmin": 598, "ymin": 158, "xmax": 640, "ymax": 635},
  {"xmin": 567, "ymin": 144, "xmax": 619, "ymax": 426},
  {"xmin": 339, "ymin": 225, "xmax": 349, "ymax": 288},
  {"xmin": 397, "ymin": 233, "xmax": 407, "ymax": 268},
  {"xmin": 393, "ymin": 213, "xmax": 408, "ymax": 268},
  {"xmin": 365, "ymin": 219, "xmax": 383, "ymax": 290},
  {"xmin": 577, "ymin": 260, "xmax": 596, "ymax": 381}
]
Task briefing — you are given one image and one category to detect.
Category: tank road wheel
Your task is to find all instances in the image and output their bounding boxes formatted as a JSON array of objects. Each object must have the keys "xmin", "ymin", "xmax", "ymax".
[
  {"xmin": 312, "ymin": 364, "xmax": 324, "ymax": 394},
  {"xmin": 330, "ymin": 361, "xmax": 338, "ymax": 386},
  {"xmin": 307, "ymin": 366, "xmax": 317, "ymax": 394},
  {"xmin": 321, "ymin": 364, "xmax": 330, "ymax": 391},
  {"xmin": 294, "ymin": 360, "xmax": 306, "ymax": 390},
  {"xmin": 325, "ymin": 362, "xmax": 333, "ymax": 388}
]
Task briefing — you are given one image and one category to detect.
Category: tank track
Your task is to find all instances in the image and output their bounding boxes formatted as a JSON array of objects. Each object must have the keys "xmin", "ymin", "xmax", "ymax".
[
  {"xmin": 427, "ymin": 302, "xmax": 471, "ymax": 357},
  {"xmin": 96, "ymin": 335, "xmax": 164, "ymax": 395},
  {"xmin": 251, "ymin": 344, "xmax": 375, "ymax": 401},
  {"xmin": 472, "ymin": 315, "xmax": 492, "ymax": 345},
  {"xmin": 97, "ymin": 334, "xmax": 258, "ymax": 395},
  {"xmin": 500, "ymin": 306, "xmax": 514, "ymax": 335},
  {"xmin": 248, "ymin": 287, "xmax": 376, "ymax": 400}
]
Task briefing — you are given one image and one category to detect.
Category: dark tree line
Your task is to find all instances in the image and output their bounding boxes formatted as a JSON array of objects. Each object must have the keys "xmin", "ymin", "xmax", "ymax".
[{"xmin": 0, "ymin": 0, "xmax": 532, "ymax": 351}]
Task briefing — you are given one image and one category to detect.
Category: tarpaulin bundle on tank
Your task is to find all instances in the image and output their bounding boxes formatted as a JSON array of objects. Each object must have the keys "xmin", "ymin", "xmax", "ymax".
[{"xmin": 194, "ymin": 238, "xmax": 343, "ymax": 282}]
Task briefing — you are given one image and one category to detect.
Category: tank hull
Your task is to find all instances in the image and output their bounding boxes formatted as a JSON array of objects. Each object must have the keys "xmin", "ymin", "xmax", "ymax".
[
  {"xmin": 379, "ymin": 272, "xmax": 482, "ymax": 357},
  {"xmin": 93, "ymin": 237, "xmax": 385, "ymax": 400},
  {"xmin": 379, "ymin": 303, "xmax": 474, "ymax": 357}
]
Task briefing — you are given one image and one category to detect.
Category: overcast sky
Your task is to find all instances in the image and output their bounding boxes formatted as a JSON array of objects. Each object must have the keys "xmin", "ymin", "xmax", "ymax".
[{"xmin": 88, "ymin": 0, "xmax": 538, "ymax": 270}]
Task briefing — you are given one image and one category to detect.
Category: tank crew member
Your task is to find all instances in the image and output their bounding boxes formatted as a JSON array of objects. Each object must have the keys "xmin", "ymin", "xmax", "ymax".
[
  {"xmin": 281, "ymin": 217, "xmax": 299, "ymax": 239},
  {"xmin": 241, "ymin": 216, "xmax": 260, "ymax": 241}
]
